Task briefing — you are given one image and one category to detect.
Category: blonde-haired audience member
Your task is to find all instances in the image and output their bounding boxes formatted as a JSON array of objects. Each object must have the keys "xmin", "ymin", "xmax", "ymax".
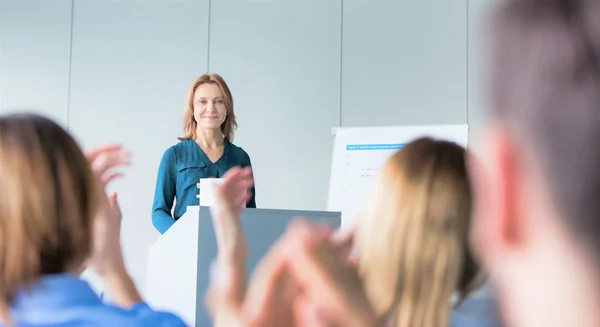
[
  {"xmin": 0, "ymin": 113, "xmax": 187, "ymax": 327},
  {"xmin": 353, "ymin": 137, "xmax": 497, "ymax": 327}
]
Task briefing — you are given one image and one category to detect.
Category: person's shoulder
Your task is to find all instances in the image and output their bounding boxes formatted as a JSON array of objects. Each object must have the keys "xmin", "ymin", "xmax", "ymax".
[
  {"xmin": 172, "ymin": 138, "xmax": 195, "ymax": 153},
  {"xmin": 227, "ymin": 141, "xmax": 251, "ymax": 162},
  {"xmin": 9, "ymin": 302, "xmax": 189, "ymax": 327},
  {"xmin": 227, "ymin": 141, "xmax": 250, "ymax": 156},
  {"xmin": 174, "ymin": 138, "xmax": 194, "ymax": 147},
  {"xmin": 92, "ymin": 302, "xmax": 188, "ymax": 327},
  {"xmin": 126, "ymin": 302, "xmax": 188, "ymax": 326},
  {"xmin": 162, "ymin": 139, "xmax": 195, "ymax": 161}
]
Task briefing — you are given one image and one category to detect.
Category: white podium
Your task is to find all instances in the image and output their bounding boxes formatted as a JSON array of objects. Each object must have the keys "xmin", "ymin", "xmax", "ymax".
[{"xmin": 146, "ymin": 206, "xmax": 341, "ymax": 327}]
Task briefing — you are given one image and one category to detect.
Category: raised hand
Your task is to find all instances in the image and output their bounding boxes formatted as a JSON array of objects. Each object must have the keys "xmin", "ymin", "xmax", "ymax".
[
  {"xmin": 208, "ymin": 167, "xmax": 254, "ymax": 324},
  {"xmin": 86, "ymin": 144, "xmax": 130, "ymax": 275},
  {"xmin": 331, "ymin": 226, "xmax": 357, "ymax": 266},
  {"xmin": 239, "ymin": 225, "xmax": 307, "ymax": 327},
  {"xmin": 206, "ymin": 259, "xmax": 249, "ymax": 327},
  {"xmin": 211, "ymin": 167, "xmax": 253, "ymax": 222},
  {"xmin": 207, "ymin": 222, "xmax": 306, "ymax": 327},
  {"xmin": 209, "ymin": 220, "xmax": 378, "ymax": 327},
  {"xmin": 268, "ymin": 220, "xmax": 377, "ymax": 327},
  {"xmin": 210, "ymin": 166, "xmax": 254, "ymax": 259}
]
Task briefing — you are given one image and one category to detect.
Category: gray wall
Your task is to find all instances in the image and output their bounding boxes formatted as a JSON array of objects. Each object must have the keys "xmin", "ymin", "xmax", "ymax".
[
  {"xmin": 0, "ymin": 0, "xmax": 489, "ymax": 295},
  {"xmin": 468, "ymin": 0, "xmax": 495, "ymax": 143}
]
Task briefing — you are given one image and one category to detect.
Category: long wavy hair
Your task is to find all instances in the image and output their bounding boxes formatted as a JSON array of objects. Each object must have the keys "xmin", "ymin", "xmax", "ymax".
[{"xmin": 354, "ymin": 137, "xmax": 482, "ymax": 327}]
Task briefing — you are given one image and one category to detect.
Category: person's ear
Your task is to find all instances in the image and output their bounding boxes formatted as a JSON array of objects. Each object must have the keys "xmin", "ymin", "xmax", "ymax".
[{"xmin": 469, "ymin": 125, "xmax": 525, "ymax": 265}]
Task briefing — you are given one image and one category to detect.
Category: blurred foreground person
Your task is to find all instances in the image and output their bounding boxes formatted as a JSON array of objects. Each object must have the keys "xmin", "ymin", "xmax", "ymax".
[
  {"xmin": 470, "ymin": 0, "xmax": 600, "ymax": 326},
  {"xmin": 0, "ymin": 113, "xmax": 186, "ymax": 326}
]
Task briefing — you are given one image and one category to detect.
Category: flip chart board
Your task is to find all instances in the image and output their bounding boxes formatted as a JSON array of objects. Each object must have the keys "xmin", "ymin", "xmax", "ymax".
[{"xmin": 327, "ymin": 124, "xmax": 469, "ymax": 229}]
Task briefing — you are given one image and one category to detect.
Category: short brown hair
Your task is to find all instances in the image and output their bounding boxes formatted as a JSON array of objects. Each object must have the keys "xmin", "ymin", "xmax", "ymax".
[
  {"xmin": 0, "ymin": 113, "xmax": 97, "ymax": 323},
  {"xmin": 355, "ymin": 138, "xmax": 480, "ymax": 327},
  {"xmin": 179, "ymin": 73, "xmax": 238, "ymax": 141},
  {"xmin": 488, "ymin": 0, "xmax": 600, "ymax": 260}
]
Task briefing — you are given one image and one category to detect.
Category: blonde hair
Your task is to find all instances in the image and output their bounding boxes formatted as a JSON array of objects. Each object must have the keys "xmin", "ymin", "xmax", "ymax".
[
  {"xmin": 354, "ymin": 137, "xmax": 480, "ymax": 327},
  {"xmin": 0, "ymin": 113, "xmax": 97, "ymax": 324},
  {"xmin": 179, "ymin": 73, "xmax": 237, "ymax": 141}
]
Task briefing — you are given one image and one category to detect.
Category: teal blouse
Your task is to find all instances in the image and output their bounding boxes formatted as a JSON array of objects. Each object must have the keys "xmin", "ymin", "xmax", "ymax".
[{"xmin": 151, "ymin": 139, "xmax": 256, "ymax": 234}]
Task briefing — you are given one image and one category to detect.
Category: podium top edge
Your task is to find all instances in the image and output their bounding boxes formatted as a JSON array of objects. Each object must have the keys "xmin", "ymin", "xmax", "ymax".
[{"xmin": 195, "ymin": 206, "xmax": 341, "ymax": 217}]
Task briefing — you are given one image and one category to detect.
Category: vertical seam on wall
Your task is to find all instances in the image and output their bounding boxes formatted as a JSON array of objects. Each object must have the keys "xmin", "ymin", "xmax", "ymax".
[
  {"xmin": 0, "ymin": 17, "xmax": 4, "ymax": 111},
  {"xmin": 337, "ymin": 0, "xmax": 344, "ymax": 127},
  {"xmin": 66, "ymin": 0, "xmax": 75, "ymax": 131},
  {"xmin": 206, "ymin": 0, "xmax": 212, "ymax": 72},
  {"xmin": 465, "ymin": 0, "xmax": 470, "ymax": 125}
]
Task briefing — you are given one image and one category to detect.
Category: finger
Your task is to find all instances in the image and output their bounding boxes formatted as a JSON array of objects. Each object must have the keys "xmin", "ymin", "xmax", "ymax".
[
  {"xmin": 236, "ymin": 166, "xmax": 253, "ymax": 178},
  {"xmin": 86, "ymin": 144, "xmax": 122, "ymax": 159},
  {"xmin": 222, "ymin": 167, "xmax": 244, "ymax": 184},
  {"xmin": 219, "ymin": 170, "xmax": 245, "ymax": 196},
  {"xmin": 224, "ymin": 177, "xmax": 252, "ymax": 197},
  {"xmin": 91, "ymin": 151, "xmax": 131, "ymax": 176},
  {"xmin": 222, "ymin": 170, "xmax": 253, "ymax": 192},
  {"xmin": 221, "ymin": 168, "xmax": 253, "ymax": 191},
  {"xmin": 283, "ymin": 224, "xmax": 347, "ymax": 303},
  {"xmin": 205, "ymin": 261, "xmax": 220, "ymax": 317},
  {"xmin": 209, "ymin": 260, "xmax": 250, "ymax": 327},
  {"xmin": 108, "ymin": 192, "xmax": 121, "ymax": 211},
  {"xmin": 294, "ymin": 295, "xmax": 329, "ymax": 327},
  {"xmin": 331, "ymin": 227, "xmax": 355, "ymax": 246},
  {"xmin": 331, "ymin": 227, "xmax": 355, "ymax": 260},
  {"xmin": 347, "ymin": 256, "xmax": 359, "ymax": 268},
  {"xmin": 108, "ymin": 192, "xmax": 118, "ymax": 205},
  {"xmin": 221, "ymin": 179, "xmax": 253, "ymax": 208},
  {"xmin": 244, "ymin": 173, "xmax": 254, "ymax": 189},
  {"xmin": 210, "ymin": 259, "xmax": 241, "ymax": 308},
  {"xmin": 101, "ymin": 172, "xmax": 124, "ymax": 186},
  {"xmin": 285, "ymin": 219, "xmax": 333, "ymax": 246},
  {"xmin": 243, "ymin": 233, "xmax": 292, "ymax": 320},
  {"xmin": 234, "ymin": 190, "xmax": 249, "ymax": 210},
  {"xmin": 311, "ymin": 222, "xmax": 336, "ymax": 235},
  {"xmin": 204, "ymin": 287, "xmax": 218, "ymax": 318},
  {"xmin": 86, "ymin": 144, "xmax": 122, "ymax": 161}
]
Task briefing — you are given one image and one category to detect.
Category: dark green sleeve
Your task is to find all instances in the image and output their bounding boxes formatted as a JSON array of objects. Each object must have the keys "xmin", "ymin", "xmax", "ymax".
[
  {"xmin": 242, "ymin": 151, "xmax": 256, "ymax": 208},
  {"xmin": 152, "ymin": 147, "xmax": 177, "ymax": 234}
]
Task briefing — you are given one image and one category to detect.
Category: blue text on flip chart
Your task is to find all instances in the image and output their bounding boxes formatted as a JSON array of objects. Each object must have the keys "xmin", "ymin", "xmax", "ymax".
[{"xmin": 346, "ymin": 143, "xmax": 406, "ymax": 151}]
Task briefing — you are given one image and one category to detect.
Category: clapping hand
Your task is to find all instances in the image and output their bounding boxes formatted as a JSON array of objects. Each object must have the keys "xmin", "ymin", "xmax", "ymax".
[
  {"xmin": 207, "ymin": 167, "xmax": 254, "ymax": 324},
  {"xmin": 207, "ymin": 167, "xmax": 377, "ymax": 327},
  {"xmin": 282, "ymin": 221, "xmax": 376, "ymax": 327},
  {"xmin": 86, "ymin": 144, "xmax": 130, "ymax": 275},
  {"xmin": 331, "ymin": 226, "xmax": 358, "ymax": 266},
  {"xmin": 212, "ymin": 167, "xmax": 253, "ymax": 214},
  {"xmin": 210, "ymin": 167, "xmax": 253, "ymax": 243},
  {"xmin": 208, "ymin": 219, "xmax": 378, "ymax": 327}
]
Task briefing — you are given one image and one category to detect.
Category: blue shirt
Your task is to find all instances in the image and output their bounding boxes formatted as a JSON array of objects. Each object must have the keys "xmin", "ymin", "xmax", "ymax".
[
  {"xmin": 3, "ymin": 274, "xmax": 187, "ymax": 327},
  {"xmin": 450, "ymin": 284, "xmax": 503, "ymax": 327},
  {"xmin": 152, "ymin": 139, "xmax": 256, "ymax": 234}
]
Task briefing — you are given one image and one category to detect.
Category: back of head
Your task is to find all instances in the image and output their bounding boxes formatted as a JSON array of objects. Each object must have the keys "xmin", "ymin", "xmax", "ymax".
[
  {"xmin": 354, "ymin": 137, "xmax": 479, "ymax": 327},
  {"xmin": 0, "ymin": 113, "xmax": 96, "ymax": 321},
  {"xmin": 488, "ymin": 0, "xmax": 600, "ymax": 266}
]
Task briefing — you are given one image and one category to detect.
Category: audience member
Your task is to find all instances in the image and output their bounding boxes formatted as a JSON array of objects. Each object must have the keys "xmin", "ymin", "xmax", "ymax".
[
  {"xmin": 469, "ymin": 0, "xmax": 600, "ymax": 326},
  {"xmin": 0, "ymin": 113, "xmax": 187, "ymax": 327}
]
